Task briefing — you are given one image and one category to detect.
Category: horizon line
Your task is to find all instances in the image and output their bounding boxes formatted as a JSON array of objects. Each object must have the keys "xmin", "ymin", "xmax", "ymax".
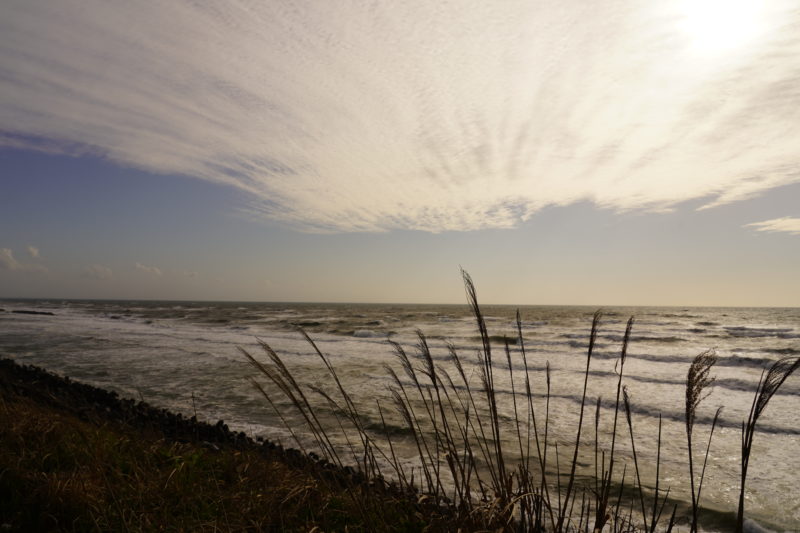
[{"xmin": 1, "ymin": 295, "xmax": 797, "ymax": 311}]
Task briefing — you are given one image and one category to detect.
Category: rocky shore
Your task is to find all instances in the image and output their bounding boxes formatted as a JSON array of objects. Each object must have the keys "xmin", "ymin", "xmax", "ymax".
[{"xmin": 0, "ymin": 358, "xmax": 458, "ymax": 532}]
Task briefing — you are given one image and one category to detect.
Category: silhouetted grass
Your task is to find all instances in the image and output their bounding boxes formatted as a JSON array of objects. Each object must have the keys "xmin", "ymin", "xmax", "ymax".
[
  {"xmin": 684, "ymin": 349, "xmax": 722, "ymax": 533},
  {"xmin": 735, "ymin": 355, "xmax": 800, "ymax": 533},
  {"xmin": 243, "ymin": 270, "xmax": 798, "ymax": 532}
]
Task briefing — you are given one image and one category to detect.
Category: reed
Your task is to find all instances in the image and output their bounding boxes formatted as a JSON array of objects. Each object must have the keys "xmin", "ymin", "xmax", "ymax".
[
  {"xmin": 735, "ymin": 356, "xmax": 800, "ymax": 533},
  {"xmin": 241, "ymin": 272, "xmax": 795, "ymax": 532},
  {"xmin": 683, "ymin": 349, "xmax": 720, "ymax": 533}
]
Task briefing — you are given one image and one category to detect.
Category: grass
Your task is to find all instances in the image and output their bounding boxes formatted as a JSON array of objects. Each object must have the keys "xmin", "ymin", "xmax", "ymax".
[
  {"xmin": 735, "ymin": 355, "xmax": 800, "ymax": 532},
  {"xmin": 243, "ymin": 270, "xmax": 799, "ymax": 532},
  {"xmin": 0, "ymin": 360, "xmax": 456, "ymax": 532},
  {"xmin": 684, "ymin": 349, "xmax": 722, "ymax": 533},
  {"xmin": 1, "ymin": 392, "xmax": 306, "ymax": 531}
]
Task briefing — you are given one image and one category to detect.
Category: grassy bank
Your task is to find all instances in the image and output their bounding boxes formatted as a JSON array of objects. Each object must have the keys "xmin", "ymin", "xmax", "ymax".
[{"xmin": 0, "ymin": 358, "xmax": 461, "ymax": 532}]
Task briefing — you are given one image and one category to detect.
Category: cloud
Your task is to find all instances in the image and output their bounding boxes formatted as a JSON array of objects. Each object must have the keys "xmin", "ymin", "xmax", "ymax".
[
  {"xmin": 0, "ymin": 249, "xmax": 20, "ymax": 271},
  {"xmin": 744, "ymin": 217, "xmax": 800, "ymax": 236},
  {"xmin": 182, "ymin": 270, "xmax": 199, "ymax": 278},
  {"xmin": 2, "ymin": 2, "xmax": 800, "ymax": 232},
  {"xmin": 83, "ymin": 264, "xmax": 113, "ymax": 280},
  {"xmin": 27, "ymin": 245, "xmax": 40, "ymax": 259},
  {"xmin": 135, "ymin": 262, "xmax": 163, "ymax": 276},
  {"xmin": 0, "ymin": 248, "xmax": 47, "ymax": 273}
]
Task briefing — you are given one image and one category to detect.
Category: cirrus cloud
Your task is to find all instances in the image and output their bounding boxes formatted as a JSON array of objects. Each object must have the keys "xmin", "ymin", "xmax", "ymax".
[
  {"xmin": 744, "ymin": 217, "xmax": 800, "ymax": 236},
  {"xmin": 135, "ymin": 262, "xmax": 163, "ymax": 276},
  {"xmin": 1, "ymin": 1, "xmax": 800, "ymax": 232}
]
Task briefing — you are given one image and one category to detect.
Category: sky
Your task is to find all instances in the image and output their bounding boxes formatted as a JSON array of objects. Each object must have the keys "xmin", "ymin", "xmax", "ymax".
[{"xmin": 1, "ymin": 0, "xmax": 799, "ymax": 306}]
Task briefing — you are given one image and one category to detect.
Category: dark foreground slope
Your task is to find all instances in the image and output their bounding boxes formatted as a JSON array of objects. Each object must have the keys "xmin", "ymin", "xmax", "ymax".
[{"xmin": 0, "ymin": 358, "xmax": 459, "ymax": 532}]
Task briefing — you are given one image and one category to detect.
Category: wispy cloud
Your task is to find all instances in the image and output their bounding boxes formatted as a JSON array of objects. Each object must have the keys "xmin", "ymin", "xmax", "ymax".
[
  {"xmin": 83, "ymin": 264, "xmax": 113, "ymax": 280},
  {"xmin": 135, "ymin": 262, "xmax": 163, "ymax": 276},
  {"xmin": 745, "ymin": 217, "xmax": 800, "ymax": 236},
  {"xmin": 2, "ymin": 2, "xmax": 799, "ymax": 232},
  {"xmin": 0, "ymin": 248, "xmax": 47, "ymax": 273},
  {"xmin": 27, "ymin": 245, "xmax": 40, "ymax": 259},
  {"xmin": 0, "ymin": 249, "xmax": 23, "ymax": 271}
]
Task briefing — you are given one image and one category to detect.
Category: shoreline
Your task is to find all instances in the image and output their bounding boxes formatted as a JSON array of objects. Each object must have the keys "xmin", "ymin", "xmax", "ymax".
[{"xmin": 0, "ymin": 357, "xmax": 461, "ymax": 532}]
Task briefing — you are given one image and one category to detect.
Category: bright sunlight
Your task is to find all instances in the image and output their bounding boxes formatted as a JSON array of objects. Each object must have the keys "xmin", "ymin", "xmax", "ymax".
[{"xmin": 680, "ymin": 0, "xmax": 766, "ymax": 53}]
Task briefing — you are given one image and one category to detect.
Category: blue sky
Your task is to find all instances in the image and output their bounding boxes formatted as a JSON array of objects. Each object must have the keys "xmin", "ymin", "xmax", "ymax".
[{"xmin": 1, "ymin": 1, "xmax": 799, "ymax": 305}]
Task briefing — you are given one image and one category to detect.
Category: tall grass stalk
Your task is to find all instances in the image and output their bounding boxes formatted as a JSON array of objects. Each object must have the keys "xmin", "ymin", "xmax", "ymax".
[
  {"xmin": 622, "ymin": 386, "xmax": 647, "ymax": 528},
  {"xmin": 684, "ymin": 349, "xmax": 719, "ymax": 533},
  {"xmin": 735, "ymin": 356, "xmax": 800, "ymax": 533},
  {"xmin": 556, "ymin": 309, "xmax": 601, "ymax": 531},
  {"xmin": 594, "ymin": 316, "xmax": 634, "ymax": 532}
]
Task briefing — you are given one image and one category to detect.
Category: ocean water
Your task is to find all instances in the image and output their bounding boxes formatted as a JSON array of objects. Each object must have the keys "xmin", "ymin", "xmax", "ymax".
[{"xmin": 1, "ymin": 299, "xmax": 798, "ymax": 531}]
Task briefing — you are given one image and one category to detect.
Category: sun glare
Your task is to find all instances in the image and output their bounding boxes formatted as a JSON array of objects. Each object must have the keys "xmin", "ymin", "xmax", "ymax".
[{"xmin": 681, "ymin": 0, "xmax": 766, "ymax": 54}]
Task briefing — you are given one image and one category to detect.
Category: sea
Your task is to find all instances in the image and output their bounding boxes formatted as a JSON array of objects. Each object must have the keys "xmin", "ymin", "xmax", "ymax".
[{"xmin": 1, "ymin": 299, "xmax": 798, "ymax": 531}]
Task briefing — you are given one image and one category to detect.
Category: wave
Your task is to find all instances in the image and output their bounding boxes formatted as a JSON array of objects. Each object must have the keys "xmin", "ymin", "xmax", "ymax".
[
  {"xmin": 724, "ymin": 326, "xmax": 798, "ymax": 339},
  {"xmin": 620, "ymin": 352, "xmax": 778, "ymax": 369},
  {"xmin": 407, "ymin": 377, "xmax": 800, "ymax": 436},
  {"xmin": 629, "ymin": 334, "xmax": 684, "ymax": 344},
  {"xmin": 353, "ymin": 329, "xmax": 387, "ymax": 338},
  {"xmin": 724, "ymin": 354, "xmax": 782, "ymax": 369},
  {"xmin": 574, "ymin": 392, "xmax": 799, "ymax": 436},
  {"xmin": 565, "ymin": 332, "xmax": 686, "ymax": 345},
  {"xmin": 471, "ymin": 335, "xmax": 520, "ymax": 345},
  {"xmin": 547, "ymin": 365, "xmax": 800, "ymax": 398},
  {"xmin": 763, "ymin": 347, "xmax": 800, "ymax": 355},
  {"xmin": 623, "ymin": 373, "xmax": 798, "ymax": 397}
]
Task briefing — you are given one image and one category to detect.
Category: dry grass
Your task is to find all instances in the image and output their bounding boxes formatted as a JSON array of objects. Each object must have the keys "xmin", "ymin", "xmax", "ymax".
[
  {"xmin": 0, "ymin": 368, "xmax": 450, "ymax": 532},
  {"xmin": 243, "ymin": 272, "xmax": 667, "ymax": 531},
  {"xmin": 735, "ymin": 356, "xmax": 800, "ymax": 532},
  {"xmin": 243, "ymin": 271, "xmax": 798, "ymax": 532}
]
